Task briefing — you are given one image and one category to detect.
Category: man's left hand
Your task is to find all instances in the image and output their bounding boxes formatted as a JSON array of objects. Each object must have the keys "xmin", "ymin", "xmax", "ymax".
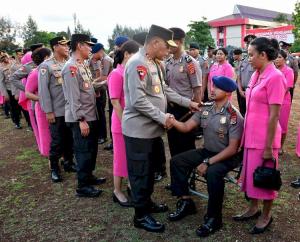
[{"xmin": 197, "ymin": 163, "xmax": 208, "ymax": 176}]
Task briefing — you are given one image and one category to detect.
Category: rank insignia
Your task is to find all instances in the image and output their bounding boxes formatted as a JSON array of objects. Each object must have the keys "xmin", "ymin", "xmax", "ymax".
[
  {"xmin": 137, "ymin": 65, "xmax": 147, "ymax": 81},
  {"xmin": 187, "ymin": 63, "xmax": 195, "ymax": 74}
]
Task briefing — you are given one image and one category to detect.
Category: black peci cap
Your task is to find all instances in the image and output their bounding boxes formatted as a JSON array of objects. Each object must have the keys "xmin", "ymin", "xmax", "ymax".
[
  {"xmin": 71, "ymin": 34, "xmax": 95, "ymax": 47},
  {"xmin": 147, "ymin": 24, "xmax": 177, "ymax": 47},
  {"xmin": 243, "ymin": 34, "xmax": 256, "ymax": 43},
  {"xmin": 15, "ymin": 48, "xmax": 23, "ymax": 53},
  {"xmin": 189, "ymin": 42, "xmax": 200, "ymax": 50},
  {"xmin": 169, "ymin": 27, "xmax": 185, "ymax": 40},
  {"xmin": 279, "ymin": 41, "xmax": 292, "ymax": 48},
  {"xmin": 30, "ymin": 43, "xmax": 44, "ymax": 52}
]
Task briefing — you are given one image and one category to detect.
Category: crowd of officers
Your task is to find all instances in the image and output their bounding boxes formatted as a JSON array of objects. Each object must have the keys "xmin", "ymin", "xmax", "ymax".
[{"xmin": 0, "ymin": 23, "xmax": 299, "ymax": 238}]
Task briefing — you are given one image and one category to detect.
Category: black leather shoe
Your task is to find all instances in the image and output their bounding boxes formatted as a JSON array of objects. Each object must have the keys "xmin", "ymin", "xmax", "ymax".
[
  {"xmin": 168, "ymin": 199, "xmax": 196, "ymax": 221},
  {"xmin": 134, "ymin": 214, "xmax": 165, "ymax": 233},
  {"xmin": 249, "ymin": 217, "xmax": 273, "ymax": 234},
  {"xmin": 51, "ymin": 170, "xmax": 62, "ymax": 183},
  {"xmin": 113, "ymin": 193, "xmax": 132, "ymax": 207},
  {"xmin": 62, "ymin": 160, "xmax": 77, "ymax": 173},
  {"xmin": 15, "ymin": 124, "xmax": 22, "ymax": 129},
  {"xmin": 233, "ymin": 210, "xmax": 261, "ymax": 222},
  {"xmin": 150, "ymin": 202, "xmax": 168, "ymax": 213},
  {"xmin": 104, "ymin": 143, "xmax": 113, "ymax": 151},
  {"xmin": 76, "ymin": 186, "xmax": 102, "ymax": 198},
  {"xmin": 196, "ymin": 218, "xmax": 222, "ymax": 237},
  {"xmin": 291, "ymin": 178, "xmax": 300, "ymax": 188},
  {"xmin": 165, "ymin": 184, "xmax": 171, "ymax": 190},
  {"xmin": 87, "ymin": 176, "xmax": 106, "ymax": 185}
]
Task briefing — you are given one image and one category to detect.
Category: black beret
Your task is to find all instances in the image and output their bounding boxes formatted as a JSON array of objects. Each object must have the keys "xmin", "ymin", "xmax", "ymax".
[
  {"xmin": 189, "ymin": 42, "xmax": 200, "ymax": 50},
  {"xmin": 169, "ymin": 27, "xmax": 185, "ymax": 40},
  {"xmin": 30, "ymin": 43, "xmax": 44, "ymax": 52},
  {"xmin": 15, "ymin": 48, "xmax": 23, "ymax": 53},
  {"xmin": 91, "ymin": 37, "xmax": 98, "ymax": 44},
  {"xmin": 147, "ymin": 24, "xmax": 177, "ymax": 47},
  {"xmin": 133, "ymin": 32, "xmax": 147, "ymax": 46},
  {"xmin": 243, "ymin": 34, "xmax": 256, "ymax": 43},
  {"xmin": 50, "ymin": 36, "xmax": 70, "ymax": 48},
  {"xmin": 71, "ymin": 34, "xmax": 95, "ymax": 46},
  {"xmin": 212, "ymin": 76, "xmax": 237, "ymax": 93}
]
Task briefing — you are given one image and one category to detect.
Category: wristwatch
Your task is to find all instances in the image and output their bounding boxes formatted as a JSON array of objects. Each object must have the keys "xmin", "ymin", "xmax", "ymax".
[
  {"xmin": 77, "ymin": 117, "xmax": 85, "ymax": 122},
  {"xmin": 203, "ymin": 158, "xmax": 210, "ymax": 167}
]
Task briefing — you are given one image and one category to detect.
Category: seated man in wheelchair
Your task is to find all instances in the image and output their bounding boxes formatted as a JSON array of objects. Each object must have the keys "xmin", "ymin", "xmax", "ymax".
[{"xmin": 167, "ymin": 76, "xmax": 244, "ymax": 237}]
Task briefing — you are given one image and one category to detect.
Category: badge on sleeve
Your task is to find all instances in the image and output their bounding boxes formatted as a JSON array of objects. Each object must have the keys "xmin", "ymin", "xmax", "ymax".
[
  {"xmin": 153, "ymin": 85, "xmax": 160, "ymax": 94},
  {"xmin": 40, "ymin": 68, "xmax": 47, "ymax": 76},
  {"xmin": 187, "ymin": 63, "xmax": 195, "ymax": 74},
  {"xmin": 69, "ymin": 66, "xmax": 77, "ymax": 77},
  {"xmin": 137, "ymin": 65, "xmax": 147, "ymax": 81}
]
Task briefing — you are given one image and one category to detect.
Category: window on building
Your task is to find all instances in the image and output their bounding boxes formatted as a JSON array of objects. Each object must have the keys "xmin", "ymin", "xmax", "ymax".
[
  {"xmin": 218, "ymin": 38, "xmax": 224, "ymax": 47},
  {"xmin": 218, "ymin": 26, "xmax": 224, "ymax": 33}
]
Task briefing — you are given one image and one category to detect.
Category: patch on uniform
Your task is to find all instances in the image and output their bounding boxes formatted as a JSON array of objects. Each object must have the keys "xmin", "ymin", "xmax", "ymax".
[
  {"xmin": 202, "ymin": 111, "xmax": 209, "ymax": 116},
  {"xmin": 83, "ymin": 81, "xmax": 90, "ymax": 89},
  {"xmin": 227, "ymin": 105, "xmax": 237, "ymax": 125},
  {"xmin": 40, "ymin": 68, "xmax": 47, "ymax": 76},
  {"xmin": 184, "ymin": 55, "xmax": 192, "ymax": 63},
  {"xmin": 187, "ymin": 63, "xmax": 195, "ymax": 74},
  {"xmin": 153, "ymin": 85, "xmax": 160, "ymax": 94},
  {"xmin": 69, "ymin": 66, "xmax": 77, "ymax": 77},
  {"xmin": 137, "ymin": 65, "xmax": 147, "ymax": 81},
  {"xmin": 220, "ymin": 116, "xmax": 227, "ymax": 124}
]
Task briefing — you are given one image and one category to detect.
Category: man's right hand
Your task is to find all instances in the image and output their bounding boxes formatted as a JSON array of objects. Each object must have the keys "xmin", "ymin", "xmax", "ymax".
[
  {"xmin": 79, "ymin": 120, "xmax": 90, "ymax": 137},
  {"xmin": 238, "ymin": 88, "xmax": 245, "ymax": 98},
  {"xmin": 46, "ymin": 112, "xmax": 56, "ymax": 124},
  {"xmin": 164, "ymin": 113, "xmax": 174, "ymax": 129}
]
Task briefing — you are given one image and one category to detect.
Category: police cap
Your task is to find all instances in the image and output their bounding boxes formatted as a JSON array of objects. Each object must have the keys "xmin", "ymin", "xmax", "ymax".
[{"xmin": 147, "ymin": 24, "xmax": 177, "ymax": 47}]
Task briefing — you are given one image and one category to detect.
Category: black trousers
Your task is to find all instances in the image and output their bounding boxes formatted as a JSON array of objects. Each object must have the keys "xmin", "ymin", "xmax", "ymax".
[
  {"xmin": 7, "ymin": 90, "xmax": 21, "ymax": 125},
  {"xmin": 236, "ymin": 89, "xmax": 246, "ymax": 117},
  {"xmin": 21, "ymin": 109, "xmax": 31, "ymax": 127},
  {"xmin": 3, "ymin": 101, "xmax": 10, "ymax": 117},
  {"xmin": 69, "ymin": 121, "xmax": 99, "ymax": 188},
  {"xmin": 49, "ymin": 116, "xmax": 73, "ymax": 169},
  {"xmin": 153, "ymin": 137, "xmax": 166, "ymax": 174},
  {"xmin": 171, "ymin": 148, "xmax": 239, "ymax": 220},
  {"xmin": 124, "ymin": 135, "xmax": 163, "ymax": 216},
  {"xmin": 167, "ymin": 103, "xmax": 195, "ymax": 157},
  {"xmin": 290, "ymin": 87, "xmax": 295, "ymax": 101},
  {"xmin": 96, "ymin": 89, "xmax": 107, "ymax": 140}
]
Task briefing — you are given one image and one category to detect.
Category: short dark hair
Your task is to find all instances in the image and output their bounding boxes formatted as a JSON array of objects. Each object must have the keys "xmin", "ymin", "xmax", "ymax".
[
  {"xmin": 278, "ymin": 49, "xmax": 288, "ymax": 59},
  {"xmin": 216, "ymin": 47, "xmax": 228, "ymax": 56},
  {"xmin": 233, "ymin": 48, "xmax": 243, "ymax": 55},
  {"xmin": 32, "ymin": 47, "xmax": 52, "ymax": 65},
  {"xmin": 250, "ymin": 37, "xmax": 279, "ymax": 61},
  {"xmin": 113, "ymin": 40, "xmax": 140, "ymax": 68}
]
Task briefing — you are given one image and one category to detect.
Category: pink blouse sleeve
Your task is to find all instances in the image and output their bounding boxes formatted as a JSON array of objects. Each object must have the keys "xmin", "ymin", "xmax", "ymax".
[
  {"xmin": 266, "ymin": 73, "xmax": 286, "ymax": 105},
  {"xmin": 224, "ymin": 63, "xmax": 234, "ymax": 79},
  {"xmin": 25, "ymin": 70, "xmax": 38, "ymax": 93},
  {"xmin": 108, "ymin": 70, "xmax": 123, "ymax": 99},
  {"xmin": 286, "ymin": 68, "xmax": 295, "ymax": 88}
]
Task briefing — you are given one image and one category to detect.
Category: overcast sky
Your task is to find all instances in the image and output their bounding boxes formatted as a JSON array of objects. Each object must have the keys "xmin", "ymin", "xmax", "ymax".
[{"xmin": 0, "ymin": 0, "xmax": 297, "ymax": 47}]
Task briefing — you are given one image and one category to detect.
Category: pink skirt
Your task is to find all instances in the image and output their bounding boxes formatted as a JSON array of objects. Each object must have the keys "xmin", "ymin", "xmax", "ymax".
[
  {"xmin": 112, "ymin": 132, "xmax": 128, "ymax": 178},
  {"xmin": 0, "ymin": 96, "xmax": 4, "ymax": 104},
  {"xmin": 279, "ymin": 102, "xmax": 291, "ymax": 134},
  {"xmin": 28, "ymin": 101, "xmax": 40, "ymax": 152},
  {"xmin": 35, "ymin": 102, "xmax": 50, "ymax": 157},
  {"xmin": 241, "ymin": 148, "xmax": 279, "ymax": 200},
  {"xmin": 296, "ymin": 124, "xmax": 300, "ymax": 157}
]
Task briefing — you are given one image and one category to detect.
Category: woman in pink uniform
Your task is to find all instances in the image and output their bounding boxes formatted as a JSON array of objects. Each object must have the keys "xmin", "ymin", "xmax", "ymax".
[
  {"xmin": 208, "ymin": 47, "xmax": 234, "ymax": 98},
  {"xmin": 274, "ymin": 49, "xmax": 294, "ymax": 155},
  {"xmin": 233, "ymin": 38, "xmax": 285, "ymax": 234},
  {"xmin": 108, "ymin": 40, "xmax": 139, "ymax": 207},
  {"xmin": 25, "ymin": 48, "xmax": 52, "ymax": 157}
]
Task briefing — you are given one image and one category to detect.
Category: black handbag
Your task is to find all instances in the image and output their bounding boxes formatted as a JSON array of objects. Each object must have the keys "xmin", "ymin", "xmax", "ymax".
[{"xmin": 253, "ymin": 158, "xmax": 282, "ymax": 191}]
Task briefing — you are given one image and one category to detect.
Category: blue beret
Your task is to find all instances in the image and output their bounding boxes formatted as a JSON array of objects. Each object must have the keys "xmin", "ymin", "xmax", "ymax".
[
  {"xmin": 114, "ymin": 36, "xmax": 129, "ymax": 47},
  {"xmin": 212, "ymin": 76, "xmax": 237, "ymax": 93},
  {"xmin": 91, "ymin": 43, "xmax": 104, "ymax": 54}
]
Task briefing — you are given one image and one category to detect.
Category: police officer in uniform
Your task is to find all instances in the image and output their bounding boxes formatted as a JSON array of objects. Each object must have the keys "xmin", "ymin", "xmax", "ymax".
[
  {"xmin": 0, "ymin": 53, "xmax": 22, "ymax": 128},
  {"xmin": 165, "ymin": 27, "xmax": 202, "ymax": 157},
  {"xmin": 236, "ymin": 34, "xmax": 256, "ymax": 116},
  {"xmin": 10, "ymin": 43, "xmax": 44, "ymax": 93},
  {"xmin": 123, "ymin": 24, "xmax": 200, "ymax": 233},
  {"xmin": 167, "ymin": 76, "xmax": 244, "ymax": 237},
  {"xmin": 279, "ymin": 41, "xmax": 299, "ymax": 100},
  {"xmin": 62, "ymin": 34, "xmax": 106, "ymax": 197},
  {"xmin": 39, "ymin": 36, "xmax": 76, "ymax": 183}
]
